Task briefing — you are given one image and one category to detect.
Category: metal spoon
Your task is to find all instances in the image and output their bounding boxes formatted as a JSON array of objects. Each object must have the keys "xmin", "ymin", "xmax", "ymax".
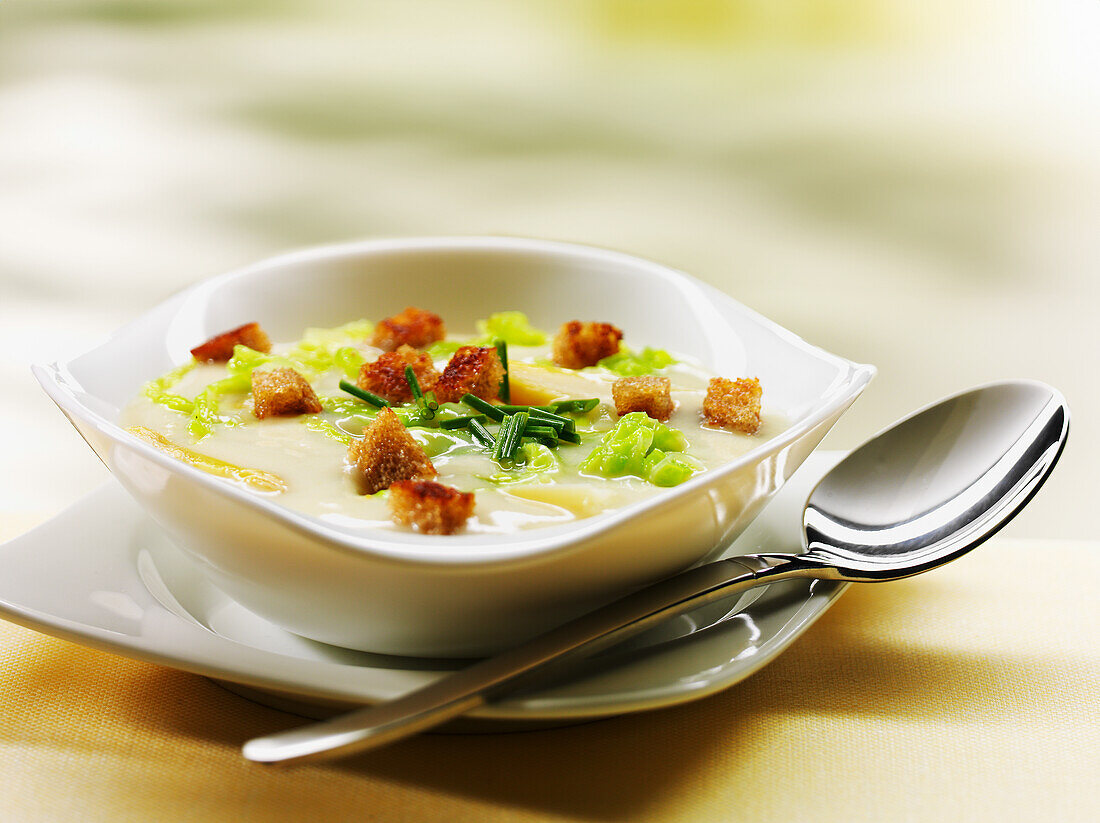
[{"xmin": 243, "ymin": 379, "xmax": 1069, "ymax": 764}]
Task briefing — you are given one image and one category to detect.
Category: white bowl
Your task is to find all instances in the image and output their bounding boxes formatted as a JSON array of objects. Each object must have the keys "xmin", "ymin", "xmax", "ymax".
[{"xmin": 34, "ymin": 237, "xmax": 874, "ymax": 657}]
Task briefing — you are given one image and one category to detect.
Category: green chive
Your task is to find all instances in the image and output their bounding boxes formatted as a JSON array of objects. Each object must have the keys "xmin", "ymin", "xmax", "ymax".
[
  {"xmin": 492, "ymin": 415, "xmax": 515, "ymax": 460},
  {"xmin": 462, "ymin": 393, "xmax": 506, "ymax": 422},
  {"xmin": 523, "ymin": 425, "xmax": 559, "ymax": 438},
  {"xmin": 557, "ymin": 428, "xmax": 582, "ymax": 444},
  {"xmin": 552, "ymin": 398, "xmax": 600, "ymax": 414},
  {"xmin": 404, "ymin": 366, "xmax": 423, "ymax": 401},
  {"xmin": 503, "ymin": 411, "xmax": 528, "ymax": 460},
  {"xmin": 527, "ymin": 407, "xmax": 570, "ymax": 424},
  {"xmin": 527, "ymin": 407, "xmax": 572, "ymax": 432},
  {"xmin": 529, "ymin": 435, "xmax": 559, "ymax": 448},
  {"xmin": 468, "ymin": 418, "xmax": 495, "ymax": 448},
  {"xmin": 439, "ymin": 414, "xmax": 486, "ymax": 430},
  {"xmin": 497, "ymin": 404, "xmax": 555, "ymax": 414},
  {"xmin": 424, "ymin": 390, "xmax": 440, "ymax": 411},
  {"xmin": 495, "ymin": 339, "xmax": 510, "ymax": 403},
  {"xmin": 339, "ymin": 380, "xmax": 390, "ymax": 408}
]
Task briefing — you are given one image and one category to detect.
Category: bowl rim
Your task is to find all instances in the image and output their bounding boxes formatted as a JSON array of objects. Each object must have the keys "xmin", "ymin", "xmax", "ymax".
[{"xmin": 33, "ymin": 235, "xmax": 875, "ymax": 568}]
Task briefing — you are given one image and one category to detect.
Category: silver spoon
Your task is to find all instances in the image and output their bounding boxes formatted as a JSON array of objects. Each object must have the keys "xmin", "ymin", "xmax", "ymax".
[{"xmin": 243, "ymin": 379, "xmax": 1068, "ymax": 764}]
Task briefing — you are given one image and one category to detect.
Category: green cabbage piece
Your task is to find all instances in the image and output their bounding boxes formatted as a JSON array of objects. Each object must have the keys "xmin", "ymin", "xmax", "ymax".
[
  {"xmin": 641, "ymin": 450, "xmax": 698, "ymax": 487},
  {"xmin": 284, "ymin": 319, "xmax": 372, "ymax": 376},
  {"xmin": 580, "ymin": 412, "xmax": 695, "ymax": 486},
  {"xmin": 142, "ymin": 362, "xmax": 196, "ymax": 414},
  {"xmin": 334, "ymin": 346, "xmax": 365, "ymax": 378},
  {"xmin": 301, "ymin": 319, "xmax": 373, "ymax": 346},
  {"xmin": 476, "ymin": 311, "xmax": 547, "ymax": 346},
  {"xmin": 425, "ymin": 339, "xmax": 466, "ymax": 360},
  {"xmin": 222, "ymin": 320, "xmax": 372, "ymax": 380},
  {"xmin": 187, "ymin": 373, "xmax": 250, "ymax": 438},
  {"xmin": 225, "ymin": 344, "xmax": 285, "ymax": 376},
  {"xmin": 597, "ymin": 346, "xmax": 677, "ymax": 376}
]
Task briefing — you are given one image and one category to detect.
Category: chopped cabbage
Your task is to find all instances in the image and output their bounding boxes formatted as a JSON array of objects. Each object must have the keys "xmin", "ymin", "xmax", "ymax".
[
  {"xmin": 476, "ymin": 311, "xmax": 547, "ymax": 346},
  {"xmin": 597, "ymin": 346, "xmax": 676, "ymax": 376},
  {"xmin": 580, "ymin": 412, "xmax": 696, "ymax": 486}
]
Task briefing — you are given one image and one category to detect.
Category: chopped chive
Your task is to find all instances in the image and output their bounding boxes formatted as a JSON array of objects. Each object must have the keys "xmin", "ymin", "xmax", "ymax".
[
  {"xmin": 529, "ymin": 435, "xmax": 559, "ymax": 448},
  {"xmin": 531, "ymin": 418, "xmax": 565, "ymax": 435},
  {"xmin": 523, "ymin": 423, "xmax": 558, "ymax": 436},
  {"xmin": 439, "ymin": 414, "xmax": 487, "ymax": 430},
  {"xmin": 495, "ymin": 339, "xmax": 510, "ymax": 403},
  {"xmin": 552, "ymin": 398, "xmax": 600, "ymax": 414},
  {"xmin": 339, "ymin": 379, "xmax": 390, "ymax": 407},
  {"xmin": 468, "ymin": 418, "xmax": 495, "ymax": 448},
  {"xmin": 424, "ymin": 390, "xmax": 440, "ymax": 411},
  {"xmin": 404, "ymin": 366, "xmax": 424, "ymax": 401},
  {"xmin": 557, "ymin": 428, "xmax": 582, "ymax": 444},
  {"xmin": 527, "ymin": 407, "xmax": 570, "ymax": 424},
  {"xmin": 497, "ymin": 404, "xmax": 555, "ymax": 413},
  {"xmin": 492, "ymin": 414, "xmax": 515, "ymax": 460},
  {"xmin": 503, "ymin": 411, "xmax": 528, "ymax": 460},
  {"xmin": 462, "ymin": 393, "xmax": 506, "ymax": 422},
  {"xmin": 527, "ymin": 407, "xmax": 572, "ymax": 432},
  {"xmin": 523, "ymin": 427, "xmax": 559, "ymax": 442}
]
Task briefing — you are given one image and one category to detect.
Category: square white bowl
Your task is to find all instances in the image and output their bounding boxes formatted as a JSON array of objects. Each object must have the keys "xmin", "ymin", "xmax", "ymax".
[{"xmin": 34, "ymin": 237, "xmax": 874, "ymax": 657}]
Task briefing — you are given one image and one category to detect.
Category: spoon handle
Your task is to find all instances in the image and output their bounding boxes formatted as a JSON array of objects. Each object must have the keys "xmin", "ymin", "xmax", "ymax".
[{"xmin": 243, "ymin": 554, "xmax": 806, "ymax": 764}]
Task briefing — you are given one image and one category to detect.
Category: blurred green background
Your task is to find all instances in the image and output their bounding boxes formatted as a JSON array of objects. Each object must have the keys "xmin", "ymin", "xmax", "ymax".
[{"xmin": 2, "ymin": 0, "xmax": 1096, "ymax": 536}]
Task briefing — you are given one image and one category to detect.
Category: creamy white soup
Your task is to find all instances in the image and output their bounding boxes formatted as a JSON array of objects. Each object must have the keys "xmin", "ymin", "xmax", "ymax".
[{"xmin": 122, "ymin": 312, "xmax": 782, "ymax": 535}]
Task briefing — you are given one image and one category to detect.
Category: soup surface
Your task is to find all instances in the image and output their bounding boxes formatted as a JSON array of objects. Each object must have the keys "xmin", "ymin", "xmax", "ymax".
[{"xmin": 122, "ymin": 313, "xmax": 784, "ymax": 534}]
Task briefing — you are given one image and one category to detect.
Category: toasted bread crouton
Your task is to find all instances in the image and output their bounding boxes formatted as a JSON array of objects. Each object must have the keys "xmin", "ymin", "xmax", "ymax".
[
  {"xmin": 190, "ymin": 322, "xmax": 271, "ymax": 363},
  {"xmin": 389, "ymin": 480, "xmax": 475, "ymax": 535},
  {"xmin": 703, "ymin": 377, "xmax": 762, "ymax": 434},
  {"xmin": 358, "ymin": 345, "xmax": 440, "ymax": 404},
  {"xmin": 434, "ymin": 346, "xmax": 504, "ymax": 404},
  {"xmin": 251, "ymin": 367, "xmax": 322, "ymax": 419},
  {"xmin": 370, "ymin": 306, "xmax": 445, "ymax": 352},
  {"xmin": 348, "ymin": 407, "xmax": 436, "ymax": 494},
  {"xmin": 612, "ymin": 376, "xmax": 674, "ymax": 421},
  {"xmin": 551, "ymin": 321, "xmax": 623, "ymax": 369}
]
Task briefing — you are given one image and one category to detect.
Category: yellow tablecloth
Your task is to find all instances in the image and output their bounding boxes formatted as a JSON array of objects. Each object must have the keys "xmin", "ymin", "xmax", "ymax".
[{"xmin": 1, "ymin": 514, "xmax": 1096, "ymax": 823}]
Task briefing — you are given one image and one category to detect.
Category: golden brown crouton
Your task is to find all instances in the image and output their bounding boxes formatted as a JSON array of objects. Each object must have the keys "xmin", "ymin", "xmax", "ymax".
[
  {"xmin": 612, "ymin": 376, "xmax": 674, "ymax": 421},
  {"xmin": 388, "ymin": 480, "xmax": 475, "ymax": 535},
  {"xmin": 190, "ymin": 322, "xmax": 271, "ymax": 363},
  {"xmin": 703, "ymin": 377, "xmax": 762, "ymax": 434},
  {"xmin": 551, "ymin": 321, "xmax": 623, "ymax": 369},
  {"xmin": 358, "ymin": 345, "xmax": 440, "ymax": 404},
  {"xmin": 348, "ymin": 407, "xmax": 436, "ymax": 494},
  {"xmin": 251, "ymin": 367, "xmax": 322, "ymax": 419},
  {"xmin": 434, "ymin": 346, "xmax": 504, "ymax": 404},
  {"xmin": 370, "ymin": 306, "xmax": 445, "ymax": 352}
]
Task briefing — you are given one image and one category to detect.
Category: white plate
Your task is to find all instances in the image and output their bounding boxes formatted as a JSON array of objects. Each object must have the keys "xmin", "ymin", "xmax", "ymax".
[{"xmin": 0, "ymin": 452, "xmax": 846, "ymax": 724}]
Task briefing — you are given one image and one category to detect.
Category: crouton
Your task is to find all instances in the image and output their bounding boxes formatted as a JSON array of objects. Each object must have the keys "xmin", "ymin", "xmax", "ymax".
[
  {"xmin": 251, "ymin": 367, "xmax": 322, "ymax": 419},
  {"xmin": 370, "ymin": 306, "xmax": 445, "ymax": 352},
  {"xmin": 434, "ymin": 346, "xmax": 504, "ymax": 404},
  {"xmin": 703, "ymin": 377, "xmax": 762, "ymax": 434},
  {"xmin": 348, "ymin": 407, "xmax": 436, "ymax": 494},
  {"xmin": 358, "ymin": 345, "xmax": 440, "ymax": 404},
  {"xmin": 388, "ymin": 480, "xmax": 475, "ymax": 535},
  {"xmin": 190, "ymin": 322, "xmax": 271, "ymax": 363},
  {"xmin": 612, "ymin": 376, "xmax": 674, "ymax": 422},
  {"xmin": 551, "ymin": 321, "xmax": 623, "ymax": 369}
]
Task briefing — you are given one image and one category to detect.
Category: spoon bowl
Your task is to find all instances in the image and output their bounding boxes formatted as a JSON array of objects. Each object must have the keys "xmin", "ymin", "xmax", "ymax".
[
  {"xmin": 243, "ymin": 379, "xmax": 1069, "ymax": 764},
  {"xmin": 795, "ymin": 379, "xmax": 1068, "ymax": 579}
]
